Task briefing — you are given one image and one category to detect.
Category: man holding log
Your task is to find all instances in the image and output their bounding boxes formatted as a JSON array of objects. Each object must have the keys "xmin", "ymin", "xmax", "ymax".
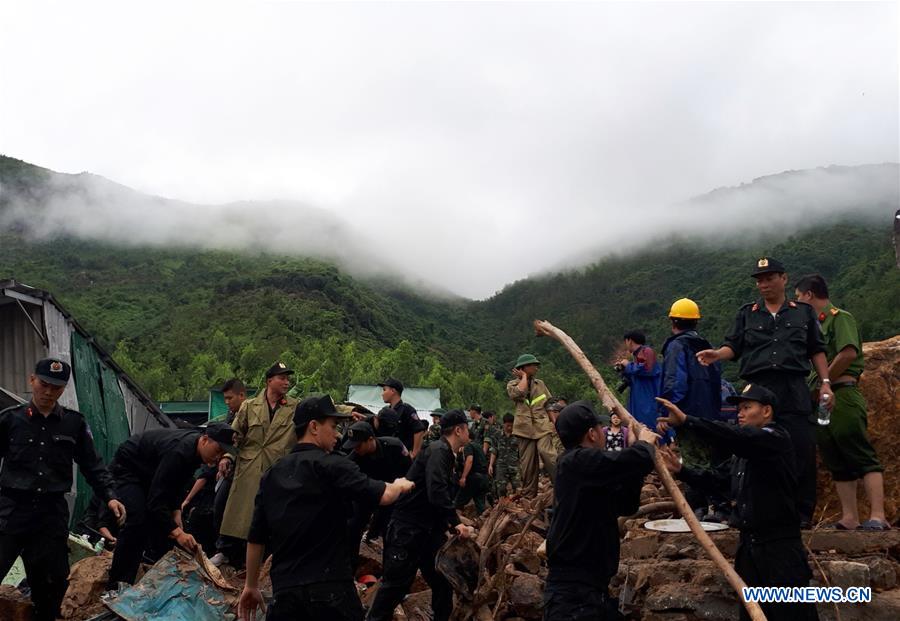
[
  {"xmin": 507, "ymin": 354, "xmax": 557, "ymax": 496},
  {"xmin": 544, "ymin": 401, "xmax": 658, "ymax": 620},
  {"xmin": 657, "ymin": 385, "xmax": 818, "ymax": 621}
]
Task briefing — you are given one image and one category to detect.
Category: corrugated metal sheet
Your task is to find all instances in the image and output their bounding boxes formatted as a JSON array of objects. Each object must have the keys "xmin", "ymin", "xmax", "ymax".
[
  {"xmin": 0, "ymin": 300, "xmax": 46, "ymax": 399},
  {"xmin": 119, "ymin": 376, "xmax": 165, "ymax": 433},
  {"xmin": 43, "ymin": 300, "xmax": 79, "ymax": 410}
]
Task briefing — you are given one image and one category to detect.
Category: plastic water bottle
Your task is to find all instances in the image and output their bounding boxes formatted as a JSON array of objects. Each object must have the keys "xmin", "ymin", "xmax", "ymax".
[{"xmin": 816, "ymin": 393, "xmax": 832, "ymax": 426}]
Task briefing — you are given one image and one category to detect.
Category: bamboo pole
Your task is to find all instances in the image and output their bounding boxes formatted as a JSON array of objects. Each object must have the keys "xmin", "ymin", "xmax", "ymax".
[{"xmin": 533, "ymin": 319, "xmax": 766, "ymax": 621}]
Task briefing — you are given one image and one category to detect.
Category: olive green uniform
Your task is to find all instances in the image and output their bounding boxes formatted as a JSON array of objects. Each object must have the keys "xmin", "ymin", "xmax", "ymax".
[
  {"xmin": 812, "ymin": 303, "xmax": 882, "ymax": 481},
  {"xmin": 507, "ymin": 378, "xmax": 557, "ymax": 495},
  {"xmin": 488, "ymin": 428, "xmax": 520, "ymax": 497},
  {"xmin": 423, "ymin": 423, "xmax": 442, "ymax": 448}
]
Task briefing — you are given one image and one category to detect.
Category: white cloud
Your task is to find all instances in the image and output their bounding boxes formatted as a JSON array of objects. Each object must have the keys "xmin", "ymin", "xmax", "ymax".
[{"xmin": 1, "ymin": 1, "xmax": 897, "ymax": 298}]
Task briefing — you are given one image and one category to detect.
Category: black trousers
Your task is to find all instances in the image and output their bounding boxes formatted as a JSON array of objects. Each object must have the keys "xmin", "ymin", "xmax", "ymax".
[
  {"xmin": 748, "ymin": 372, "xmax": 817, "ymax": 524},
  {"xmin": 0, "ymin": 495, "xmax": 70, "ymax": 621},
  {"xmin": 267, "ymin": 580, "xmax": 363, "ymax": 621},
  {"xmin": 107, "ymin": 481, "xmax": 173, "ymax": 588},
  {"xmin": 543, "ymin": 580, "xmax": 617, "ymax": 620},
  {"xmin": 366, "ymin": 521, "xmax": 452, "ymax": 621},
  {"xmin": 734, "ymin": 536, "xmax": 818, "ymax": 621}
]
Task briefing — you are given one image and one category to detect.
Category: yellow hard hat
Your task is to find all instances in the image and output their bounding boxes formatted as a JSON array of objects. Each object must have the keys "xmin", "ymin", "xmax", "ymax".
[{"xmin": 668, "ymin": 298, "xmax": 701, "ymax": 320}]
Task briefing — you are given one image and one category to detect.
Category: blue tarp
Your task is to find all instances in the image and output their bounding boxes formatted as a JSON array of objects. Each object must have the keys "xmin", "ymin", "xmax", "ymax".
[{"xmin": 104, "ymin": 550, "xmax": 233, "ymax": 621}]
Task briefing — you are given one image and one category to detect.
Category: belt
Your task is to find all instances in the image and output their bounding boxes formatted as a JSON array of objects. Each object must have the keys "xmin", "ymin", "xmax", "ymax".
[{"xmin": 831, "ymin": 380, "xmax": 857, "ymax": 390}]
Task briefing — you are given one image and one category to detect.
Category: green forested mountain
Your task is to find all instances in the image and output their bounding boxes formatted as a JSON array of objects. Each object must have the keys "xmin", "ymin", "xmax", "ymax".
[{"xmin": 1, "ymin": 155, "xmax": 898, "ymax": 412}]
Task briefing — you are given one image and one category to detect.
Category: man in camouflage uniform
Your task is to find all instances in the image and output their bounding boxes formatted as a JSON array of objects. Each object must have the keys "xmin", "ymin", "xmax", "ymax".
[
  {"xmin": 488, "ymin": 414, "xmax": 520, "ymax": 497},
  {"xmin": 422, "ymin": 409, "xmax": 444, "ymax": 448},
  {"xmin": 468, "ymin": 405, "xmax": 485, "ymax": 448},
  {"xmin": 546, "ymin": 398, "xmax": 567, "ymax": 455}
]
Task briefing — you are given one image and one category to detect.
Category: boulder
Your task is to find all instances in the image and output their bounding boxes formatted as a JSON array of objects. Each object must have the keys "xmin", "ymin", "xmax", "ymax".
[
  {"xmin": 822, "ymin": 560, "xmax": 871, "ymax": 590},
  {"xmin": 61, "ymin": 554, "xmax": 112, "ymax": 620},
  {"xmin": 507, "ymin": 573, "xmax": 544, "ymax": 619},
  {"xmin": 0, "ymin": 585, "xmax": 31, "ymax": 621}
]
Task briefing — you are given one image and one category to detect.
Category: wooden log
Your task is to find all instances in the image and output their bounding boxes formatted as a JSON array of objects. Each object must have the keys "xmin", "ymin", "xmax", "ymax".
[{"xmin": 534, "ymin": 319, "xmax": 766, "ymax": 621}]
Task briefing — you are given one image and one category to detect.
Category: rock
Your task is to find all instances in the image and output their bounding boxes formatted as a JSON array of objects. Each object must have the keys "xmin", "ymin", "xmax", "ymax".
[
  {"xmin": 621, "ymin": 532, "xmax": 659, "ymax": 559},
  {"xmin": 511, "ymin": 547, "xmax": 542, "ymax": 574},
  {"xmin": 357, "ymin": 540, "xmax": 384, "ymax": 579},
  {"xmin": 507, "ymin": 573, "xmax": 544, "ymax": 619},
  {"xmin": 400, "ymin": 589, "xmax": 432, "ymax": 620},
  {"xmin": 822, "ymin": 560, "xmax": 871, "ymax": 589},
  {"xmin": 61, "ymin": 554, "xmax": 112, "ymax": 620},
  {"xmin": 657, "ymin": 543, "xmax": 679, "ymax": 559},
  {"xmin": 859, "ymin": 556, "xmax": 898, "ymax": 591},
  {"xmin": 0, "ymin": 585, "xmax": 31, "ymax": 621}
]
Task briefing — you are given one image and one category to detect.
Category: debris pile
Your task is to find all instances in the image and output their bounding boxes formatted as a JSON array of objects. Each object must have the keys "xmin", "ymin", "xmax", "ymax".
[{"xmin": 1, "ymin": 337, "xmax": 897, "ymax": 619}]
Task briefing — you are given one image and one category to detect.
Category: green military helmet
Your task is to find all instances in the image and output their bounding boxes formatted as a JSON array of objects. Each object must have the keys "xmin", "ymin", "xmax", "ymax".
[{"xmin": 514, "ymin": 353, "xmax": 541, "ymax": 369}]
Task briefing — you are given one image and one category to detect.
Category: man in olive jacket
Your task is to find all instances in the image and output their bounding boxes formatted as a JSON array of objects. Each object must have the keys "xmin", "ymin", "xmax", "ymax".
[
  {"xmin": 507, "ymin": 354, "xmax": 557, "ymax": 496},
  {"xmin": 219, "ymin": 362, "xmax": 299, "ymax": 556}
]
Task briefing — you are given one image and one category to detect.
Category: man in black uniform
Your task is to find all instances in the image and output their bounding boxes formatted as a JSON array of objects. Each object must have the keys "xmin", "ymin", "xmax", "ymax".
[
  {"xmin": 237, "ymin": 395, "xmax": 413, "ymax": 621},
  {"xmin": 657, "ymin": 386, "xmax": 818, "ymax": 621},
  {"xmin": 107, "ymin": 422, "xmax": 236, "ymax": 588},
  {"xmin": 696, "ymin": 256, "xmax": 832, "ymax": 525},
  {"xmin": 344, "ymin": 420, "xmax": 412, "ymax": 560},
  {"xmin": 0, "ymin": 358, "xmax": 126, "ymax": 621},
  {"xmin": 374, "ymin": 406, "xmax": 401, "ymax": 439},
  {"xmin": 378, "ymin": 378, "xmax": 425, "ymax": 458},
  {"xmin": 544, "ymin": 401, "xmax": 657, "ymax": 621},
  {"xmin": 455, "ymin": 432, "xmax": 490, "ymax": 514},
  {"xmin": 367, "ymin": 409, "xmax": 476, "ymax": 621}
]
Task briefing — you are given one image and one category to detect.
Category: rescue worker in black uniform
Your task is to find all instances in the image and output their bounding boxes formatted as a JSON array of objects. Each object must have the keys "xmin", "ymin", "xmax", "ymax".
[
  {"xmin": 237, "ymin": 395, "xmax": 414, "ymax": 621},
  {"xmin": 0, "ymin": 358, "xmax": 126, "ymax": 621},
  {"xmin": 367, "ymin": 409, "xmax": 476, "ymax": 621},
  {"xmin": 106, "ymin": 422, "xmax": 236, "ymax": 588},
  {"xmin": 344, "ymin": 420, "xmax": 412, "ymax": 563},
  {"xmin": 657, "ymin": 386, "xmax": 818, "ymax": 621},
  {"xmin": 696, "ymin": 256, "xmax": 832, "ymax": 525},
  {"xmin": 544, "ymin": 401, "xmax": 657, "ymax": 620}
]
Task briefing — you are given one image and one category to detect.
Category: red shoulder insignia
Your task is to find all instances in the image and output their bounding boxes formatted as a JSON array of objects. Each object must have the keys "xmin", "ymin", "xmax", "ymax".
[
  {"xmin": 751, "ymin": 303, "xmax": 759, "ymax": 312},
  {"xmin": 830, "ymin": 307, "xmax": 840, "ymax": 316},
  {"xmin": 818, "ymin": 312, "xmax": 826, "ymax": 322}
]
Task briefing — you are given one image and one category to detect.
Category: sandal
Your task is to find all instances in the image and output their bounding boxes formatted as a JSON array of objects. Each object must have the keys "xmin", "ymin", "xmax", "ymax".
[
  {"xmin": 827, "ymin": 522, "xmax": 855, "ymax": 530},
  {"xmin": 858, "ymin": 519, "xmax": 891, "ymax": 531}
]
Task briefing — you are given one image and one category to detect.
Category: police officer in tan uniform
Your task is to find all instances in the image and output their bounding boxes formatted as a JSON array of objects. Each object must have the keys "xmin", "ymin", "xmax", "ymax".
[{"xmin": 507, "ymin": 354, "xmax": 557, "ymax": 495}]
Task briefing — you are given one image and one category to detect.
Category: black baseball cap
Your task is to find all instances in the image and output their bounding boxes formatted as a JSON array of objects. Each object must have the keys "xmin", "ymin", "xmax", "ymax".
[
  {"xmin": 35, "ymin": 358, "xmax": 71, "ymax": 386},
  {"xmin": 556, "ymin": 401, "xmax": 603, "ymax": 450},
  {"xmin": 377, "ymin": 407, "xmax": 400, "ymax": 426},
  {"xmin": 440, "ymin": 409, "xmax": 468, "ymax": 429},
  {"xmin": 294, "ymin": 394, "xmax": 349, "ymax": 426},
  {"xmin": 204, "ymin": 422, "xmax": 237, "ymax": 454},
  {"xmin": 750, "ymin": 256, "xmax": 786, "ymax": 277},
  {"xmin": 266, "ymin": 362, "xmax": 295, "ymax": 379},
  {"xmin": 727, "ymin": 383, "xmax": 778, "ymax": 408},
  {"xmin": 344, "ymin": 421, "xmax": 376, "ymax": 449},
  {"xmin": 377, "ymin": 378, "xmax": 404, "ymax": 394}
]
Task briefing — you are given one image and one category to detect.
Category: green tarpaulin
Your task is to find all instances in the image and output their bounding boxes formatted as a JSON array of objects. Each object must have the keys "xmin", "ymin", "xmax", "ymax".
[{"xmin": 70, "ymin": 332, "xmax": 132, "ymax": 527}]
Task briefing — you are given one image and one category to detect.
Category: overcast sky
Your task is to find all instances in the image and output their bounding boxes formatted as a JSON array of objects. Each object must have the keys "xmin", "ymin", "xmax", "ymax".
[{"xmin": 1, "ymin": 2, "xmax": 898, "ymax": 298}]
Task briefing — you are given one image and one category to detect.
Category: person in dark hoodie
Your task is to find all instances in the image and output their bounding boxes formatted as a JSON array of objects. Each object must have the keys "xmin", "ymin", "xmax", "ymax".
[
  {"xmin": 544, "ymin": 401, "xmax": 658, "ymax": 620},
  {"xmin": 659, "ymin": 298, "xmax": 724, "ymax": 518},
  {"xmin": 657, "ymin": 386, "xmax": 818, "ymax": 621}
]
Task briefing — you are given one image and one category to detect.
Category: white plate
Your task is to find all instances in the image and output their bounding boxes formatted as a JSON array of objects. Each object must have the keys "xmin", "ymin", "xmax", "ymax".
[{"xmin": 643, "ymin": 518, "xmax": 730, "ymax": 532}]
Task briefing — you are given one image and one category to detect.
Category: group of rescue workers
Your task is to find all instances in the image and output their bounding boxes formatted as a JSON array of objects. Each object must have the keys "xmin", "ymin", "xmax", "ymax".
[{"xmin": 0, "ymin": 257, "xmax": 888, "ymax": 621}]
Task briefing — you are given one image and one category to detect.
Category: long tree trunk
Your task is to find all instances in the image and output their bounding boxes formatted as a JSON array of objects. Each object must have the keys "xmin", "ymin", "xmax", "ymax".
[{"xmin": 534, "ymin": 319, "xmax": 766, "ymax": 621}]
